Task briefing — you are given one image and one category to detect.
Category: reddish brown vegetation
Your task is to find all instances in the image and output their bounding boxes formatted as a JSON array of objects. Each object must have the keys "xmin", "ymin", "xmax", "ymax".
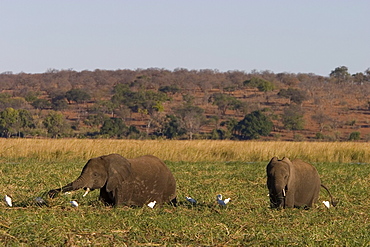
[{"xmin": 0, "ymin": 68, "xmax": 369, "ymax": 141}]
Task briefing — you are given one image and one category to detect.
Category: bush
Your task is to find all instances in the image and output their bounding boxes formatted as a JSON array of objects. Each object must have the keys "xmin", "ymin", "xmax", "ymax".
[
  {"xmin": 244, "ymin": 77, "xmax": 275, "ymax": 92},
  {"xmin": 278, "ymin": 88, "xmax": 308, "ymax": 105},
  {"xmin": 348, "ymin": 131, "xmax": 361, "ymax": 141},
  {"xmin": 234, "ymin": 110, "xmax": 273, "ymax": 140},
  {"xmin": 100, "ymin": 118, "xmax": 128, "ymax": 138},
  {"xmin": 210, "ymin": 129, "xmax": 226, "ymax": 140},
  {"xmin": 315, "ymin": 132, "xmax": 325, "ymax": 140},
  {"xmin": 282, "ymin": 104, "xmax": 305, "ymax": 130}
]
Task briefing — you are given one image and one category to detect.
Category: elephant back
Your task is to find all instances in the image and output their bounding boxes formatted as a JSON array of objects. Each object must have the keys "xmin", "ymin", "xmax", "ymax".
[{"xmin": 127, "ymin": 155, "xmax": 176, "ymax": 205}]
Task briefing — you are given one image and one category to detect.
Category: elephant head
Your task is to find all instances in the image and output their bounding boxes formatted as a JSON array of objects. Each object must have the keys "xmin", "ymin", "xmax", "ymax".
[
  {"xmin": 48, "ymin": 154, "xmax": 177, "ymax": 207},
  {"xmin": 266, "ymin": 157, "xmax": 292, "ymax": 208}
]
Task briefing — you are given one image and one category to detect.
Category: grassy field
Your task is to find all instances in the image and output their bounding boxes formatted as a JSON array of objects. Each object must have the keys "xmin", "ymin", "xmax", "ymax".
[
  {"xmin": 0, "ymin": 139, "xmax": 369, "ymax": 246},
  {"xmin": 0, "ymin": 139, "xmax": 368, "ymax": 163}
]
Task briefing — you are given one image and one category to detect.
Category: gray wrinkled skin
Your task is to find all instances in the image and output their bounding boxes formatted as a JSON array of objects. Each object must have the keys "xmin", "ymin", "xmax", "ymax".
[
  {"xmin": 48, "ymin": 154, "xmax": 177, "ymax": 207},
  {"xmin": 266, "ymin": 157, "xmax": 334, "ymax": 209}
]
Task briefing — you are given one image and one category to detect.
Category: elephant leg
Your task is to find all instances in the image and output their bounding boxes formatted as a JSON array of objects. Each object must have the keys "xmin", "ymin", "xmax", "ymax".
[
  {"xmin": 285, "ymin": 194, "xmax": 295, "ymax": 208},
  {"xmin": 99, "ymin": 187, "xmax": 115, "ymax": 206}
]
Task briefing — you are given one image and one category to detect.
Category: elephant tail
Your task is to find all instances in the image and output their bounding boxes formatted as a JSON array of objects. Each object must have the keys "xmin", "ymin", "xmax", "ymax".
[{"xmin": 321, "ymin": 184, "xmax": 337, "ymax": 207}]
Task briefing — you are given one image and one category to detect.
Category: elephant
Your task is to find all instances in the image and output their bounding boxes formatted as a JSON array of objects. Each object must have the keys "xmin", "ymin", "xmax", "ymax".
[
  {"xmin": 266, "ymin": 157, "xmax": 336, "ymax": 209},
  {"xmin": 48, "ymin": 154, "xmax": 177, "ymax": 207}
]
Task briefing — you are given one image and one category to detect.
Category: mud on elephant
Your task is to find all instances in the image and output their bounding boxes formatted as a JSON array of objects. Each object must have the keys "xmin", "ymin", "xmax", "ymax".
[
  {"xmin": 48, "ymin": 154, "xmax": 177, "ymax": 207},
  {"xmin": 266, "ymin": 157, "xmax": 336, "ymax": 209}
]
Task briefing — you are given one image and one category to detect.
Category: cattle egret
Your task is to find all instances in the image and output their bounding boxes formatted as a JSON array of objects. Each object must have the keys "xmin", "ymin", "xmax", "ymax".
[
  {"xmin": 147, "ymin": 201, "xmax": 156, "ymax": 208},
  {"xmin": 216, "ymin": 194, "xmax": 231, "ymax": 206},
  {"xmin": 223, "ymin": 198, "xmax": 231, "ymax": 204},
  {"xmin": 4, "ymin": 195, "xmax": 12, "ymax": 207},
  {"xmin": 70, "ymin": 201, "xmax": 79, "ymax": 207},
  {"xmin": 185, "ymin": 196, "xmax": 197, "ymax": 205},
  {"xmin": 322, "ymin": 201, "xmax": 330, "ymax": 209}
]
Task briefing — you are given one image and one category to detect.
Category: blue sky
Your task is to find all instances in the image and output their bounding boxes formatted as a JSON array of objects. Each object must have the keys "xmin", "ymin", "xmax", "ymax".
[{"xmin": 1, "ymin": 0, "xmax": 369, "ymax": 76}]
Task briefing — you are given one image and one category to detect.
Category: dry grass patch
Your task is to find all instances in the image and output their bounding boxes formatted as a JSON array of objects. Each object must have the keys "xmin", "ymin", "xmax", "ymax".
[{"xmin": 0, "ymin": 139, "xmax": 368, "ymax": 163}]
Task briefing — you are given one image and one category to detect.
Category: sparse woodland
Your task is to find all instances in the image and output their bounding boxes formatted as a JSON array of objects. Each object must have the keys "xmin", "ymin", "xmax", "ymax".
[{"xmin": 0, "ymin": 66, "xmax": 369, "ymax": 141}]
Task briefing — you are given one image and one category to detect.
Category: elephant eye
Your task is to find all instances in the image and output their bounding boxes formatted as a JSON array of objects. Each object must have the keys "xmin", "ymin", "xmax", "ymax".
[{"xmin": 93, "ymin": 172, "xmax": 98, "ymax": 177}]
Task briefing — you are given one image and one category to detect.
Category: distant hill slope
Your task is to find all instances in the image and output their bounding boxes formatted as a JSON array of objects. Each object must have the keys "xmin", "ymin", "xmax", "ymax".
[{"xmin": 0, "ymin": 68, "xmax": 369, "ymax": 141}]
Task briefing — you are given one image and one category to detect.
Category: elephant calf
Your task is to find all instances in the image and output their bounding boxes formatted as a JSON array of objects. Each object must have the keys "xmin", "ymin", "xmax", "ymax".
[
  {"xmin": 48, "ymin": 154, "xmax": 177, "ymax": 207},
  {"xmin": 266, "ymin": 157, "xmax": 336, "ymax": 209}
]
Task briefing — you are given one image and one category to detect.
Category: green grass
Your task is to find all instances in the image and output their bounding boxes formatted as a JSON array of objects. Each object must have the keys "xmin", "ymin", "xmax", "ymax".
[{"xmin": 1, "ymin": 157, "xmax": 369, "ymax": 246}]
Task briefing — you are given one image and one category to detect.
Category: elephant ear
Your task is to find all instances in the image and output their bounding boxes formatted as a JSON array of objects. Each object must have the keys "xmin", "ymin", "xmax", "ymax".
[
  {"xmin": 271, "ymin": 157, "xmax": 278, "ymax": 162},
  {"xmin": 281, "ymin": 157, "xmax": 291, "ymax": 163},
  {"xmin": 282, "ymin": 157, "xmax": 294, "ymax": 189},
  {"xmin": 105, "ymin": 154, "xmax": 132, "ymax": 193}
]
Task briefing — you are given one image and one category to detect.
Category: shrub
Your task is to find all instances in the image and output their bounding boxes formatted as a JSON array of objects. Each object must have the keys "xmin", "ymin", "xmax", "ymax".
[
  {"xmin": 234, "ymin": 110, "xmax": 273, "ymax": 140},
  {"xmin": 315, "ymin": 132, "xmax": 325, "ymax": 140},
  {"xmin": 348, "ymin": 131, "xmax": 361, "ymax": 141}
]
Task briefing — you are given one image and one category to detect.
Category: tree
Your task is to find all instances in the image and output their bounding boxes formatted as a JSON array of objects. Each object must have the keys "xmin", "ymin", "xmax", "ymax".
[
  {"xmin": 220, "ymin": 117, "xmax": 239, "ymax": 139},
  {"xmin": 43, "ymin": 111, "xmax": 70, "ymax": 138},
  {"xmin": 244, "ymin": 77, "xmax": 274, "ymax": 92},
  {"xmin": 66, "ymin": 89, "xmax": 91, "ymax": 104},
  {"xmin": 278, "ymin": 88, "xmax": 308, "ymax": 105},
  {"xmin": 348, "ymin": 131, "xmax": 360, "ymax": 141},
  {"xmin": 18, "ymin": 109, "xmax": 35, "ymax": 130},
  {"xmin": 161, "ymin": 114, "xmax": 186, "ymax": 139},
  {"xmin": 159, "ymin": 85, "xmax": 180, "ymax": 94},
  {"xmin": 51, "ymin": 94, "xmax": 68, "ymax": 111},
  {"xmin": 210, "ymin": 93, "xmax": 242, "ymax": 117},
  {"xmin": 330, "ymin": 66, "xmax": 350, "ymax": 83},
  {"xmin": 100, "ymin": 118, "xmax": 128, "ymax": 138},
  {"xmin": 282, "ymin": 105, "xmax": 305, "ymax": 131},
  {"xmin": 84, "ymin": 113, "xmax": 109, "ymax": 127},
  {"xmin": 0, "ymin": 108, "xmax": 35, "ymax": 137},
  {"xmin": 352, "ymin": 72, "xmax": 366, "ymax": 85},
  {"xmin": 234, "ymin": 110, "xmax": 273, "ymax": 140},
  {"xmin": 111, "ymin": 85, "xmax": 170, "ymax": 133},
  {"xmin": 311, "ymin": 111, "xmax": 330, "ymax": 132},
  {"xmin": 111, "ymin": 84, "xmax": 169, "ymax": 115},
  {"xmin": 24, "ymin": 91, "xmax": 40, "ymax": 102},
  {"xmin": 256, "ymin": 79, "xmax": 275, "ymax": 92},
  {"xmin": 90, "ymin": 100, "xmax": 115, "ymax": 117},
  {"xmin": 31, "ymin": 99, "xmax": 51, "ymax": 111},
  {"xmin": 174, "ymin": 104, "xmax": 206, "ymax": 140}
]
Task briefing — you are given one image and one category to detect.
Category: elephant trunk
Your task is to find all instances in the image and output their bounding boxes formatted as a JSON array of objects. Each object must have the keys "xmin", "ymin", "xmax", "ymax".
[
  {"xmin": 48, "ymin": 175, "xmax": 89, "ymax": 198},
  {"xmin": 270, "ymin": 183, "xmax": 287, "ymax": 208},
  {"xmin": 65, "ymin": 175, "xmax": 89, "ymax": 192},
  {"xmin": 321, "ymin": 184, "xmax": 337, "ymax": 207}
]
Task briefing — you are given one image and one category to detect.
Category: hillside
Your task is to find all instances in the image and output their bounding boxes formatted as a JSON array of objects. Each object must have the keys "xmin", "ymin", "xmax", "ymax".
[{"xmin": 0, "ymin": 67, "xmax": 369, "ymax": 141}]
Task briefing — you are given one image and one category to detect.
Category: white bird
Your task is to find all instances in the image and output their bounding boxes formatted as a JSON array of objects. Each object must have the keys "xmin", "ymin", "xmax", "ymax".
[
  {"xmin": 185, "ymin": 196, "xmax": 197, "ymax": 205},
  {"xmin": 147, "ymin": 201, "xmax": 156, "ymax": 208},
  {"xmin": 216, "ymin": 194, "xmax": 231, "ymax": 206},
  {"xmin": 223, "ymin": 198, "xmax": 231, "ymax": 204},
  {"xmin": 4, "ymin": 195, "xmax": 12, "ymax": 207},
  {"xmin": 70, "ymin": 200, "xmax": 79, "ymax": 207},
  {"xmin": 322, "ymin": 201, "xmax": 330, "ymax": 209}
]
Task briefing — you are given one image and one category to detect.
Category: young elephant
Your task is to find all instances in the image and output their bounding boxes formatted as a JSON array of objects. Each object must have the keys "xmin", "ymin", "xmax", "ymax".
[
  {"xmin": 266, "ymin": 157, "xmax": 335, "ymax": 209},
  {"xmin": 48, "ymin": 154, "xmax": 177, "ymax": 207}
]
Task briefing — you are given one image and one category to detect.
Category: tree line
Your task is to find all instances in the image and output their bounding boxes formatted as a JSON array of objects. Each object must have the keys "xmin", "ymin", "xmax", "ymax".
[{"xmin": 0, "ymin": 66, "xmax": 369, "ymax": 140}]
